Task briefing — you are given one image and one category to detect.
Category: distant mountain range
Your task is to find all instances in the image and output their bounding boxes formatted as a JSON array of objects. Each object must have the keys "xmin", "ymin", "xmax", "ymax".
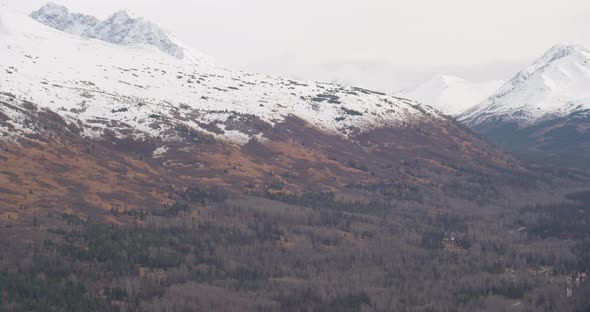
[
  {"xmin": 398, "ymin": 44, "xmax": 590, "ymax": 166},
  {"xmin": 398, "ymin": 75, "xmax": 504, "ymax": 116}
]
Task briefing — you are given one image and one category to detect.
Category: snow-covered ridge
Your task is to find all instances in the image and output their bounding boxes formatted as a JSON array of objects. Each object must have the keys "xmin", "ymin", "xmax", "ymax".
[
  {"xmin": 30, "ymin": 2, "xmax": 212, "ymax": 64},
  {"xmin": 398, "ymin": 75, "xmax": 504, "ymax": 116},
  {"xmin": 0, "ymin": 7, "xmax": 443, "ymax": 145},
  {"xmin": 461, "ymin": 43, "xmax": 590, "ymax": 126}
]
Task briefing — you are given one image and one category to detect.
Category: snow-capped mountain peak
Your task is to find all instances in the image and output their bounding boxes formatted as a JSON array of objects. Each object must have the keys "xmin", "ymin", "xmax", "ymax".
[
  {"xmin": 398, "ymin": 75, "xmax": 504, "ymax": 116},
  {"xmin": 461, "ymin": 43, "xmax": 590, "ymax": 125},
  {"xmin": 30, "ymin": 2, "xmax": 213, "ymax": 64}
]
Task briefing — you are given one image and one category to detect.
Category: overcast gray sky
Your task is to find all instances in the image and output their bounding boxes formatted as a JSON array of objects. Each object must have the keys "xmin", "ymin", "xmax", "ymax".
[{"xmin": 4, "ymin": 0, "xmax": 590, "ymax": 90}]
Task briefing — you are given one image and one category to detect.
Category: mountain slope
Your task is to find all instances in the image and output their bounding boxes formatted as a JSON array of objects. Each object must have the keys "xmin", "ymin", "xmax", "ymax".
[
  {"xmin": 3, "ymin": 6, "xmax": 442, "ymax": 144},
  {"xmin": 399, "ymin": 75, "xmax": 503, "ymax": 116},
  {"xmin": 0, "ymin": 6, "xmax": 530, "ymax": 214},
  {"xmin": 460, "ymin": 44, "xmax": 590, "ymax": 166},
  {"xmin": 0, "ymin": 93, "xmax": 171, "ymax": 217}
]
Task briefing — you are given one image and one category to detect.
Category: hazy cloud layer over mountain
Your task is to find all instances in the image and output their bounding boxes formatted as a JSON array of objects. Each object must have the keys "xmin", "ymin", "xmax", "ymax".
[{"xmin": 5, "ymin": 0, "xmax": 590, "ymax": 90}]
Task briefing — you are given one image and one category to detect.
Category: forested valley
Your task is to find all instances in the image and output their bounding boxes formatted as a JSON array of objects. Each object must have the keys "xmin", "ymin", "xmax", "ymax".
[{"xmin": 1, "ymin": 184, "xmax": 589, "ymax": 311}]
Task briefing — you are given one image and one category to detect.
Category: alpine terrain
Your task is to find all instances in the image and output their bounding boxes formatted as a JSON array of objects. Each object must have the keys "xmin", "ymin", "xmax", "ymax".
[
  {"xmin": 461, "ymin": 44, "xmax": 590, "ymax": 166},
  {"xmin": 0, "ymin": 4, "xmax": 526, "ymax": 210},
  {"xmin": 0, "ymin": 4, "xmax": 589, "ymax": 312}
]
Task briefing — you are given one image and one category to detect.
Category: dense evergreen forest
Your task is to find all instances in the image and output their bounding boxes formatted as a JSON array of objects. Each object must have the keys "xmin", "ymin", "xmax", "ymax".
[{"xmin": 0, "ymin": 186, "xmax": 589, "ymax": 311}]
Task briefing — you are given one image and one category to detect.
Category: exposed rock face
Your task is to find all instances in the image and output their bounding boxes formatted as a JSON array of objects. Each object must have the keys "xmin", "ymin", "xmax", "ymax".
[
  {"xmin": 30, "ymin": 2, "xmax": 99, "ymax": 36},
  {"xmin": 30, "ymin": 2, "xmax": 203, "ymax": 61}
]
